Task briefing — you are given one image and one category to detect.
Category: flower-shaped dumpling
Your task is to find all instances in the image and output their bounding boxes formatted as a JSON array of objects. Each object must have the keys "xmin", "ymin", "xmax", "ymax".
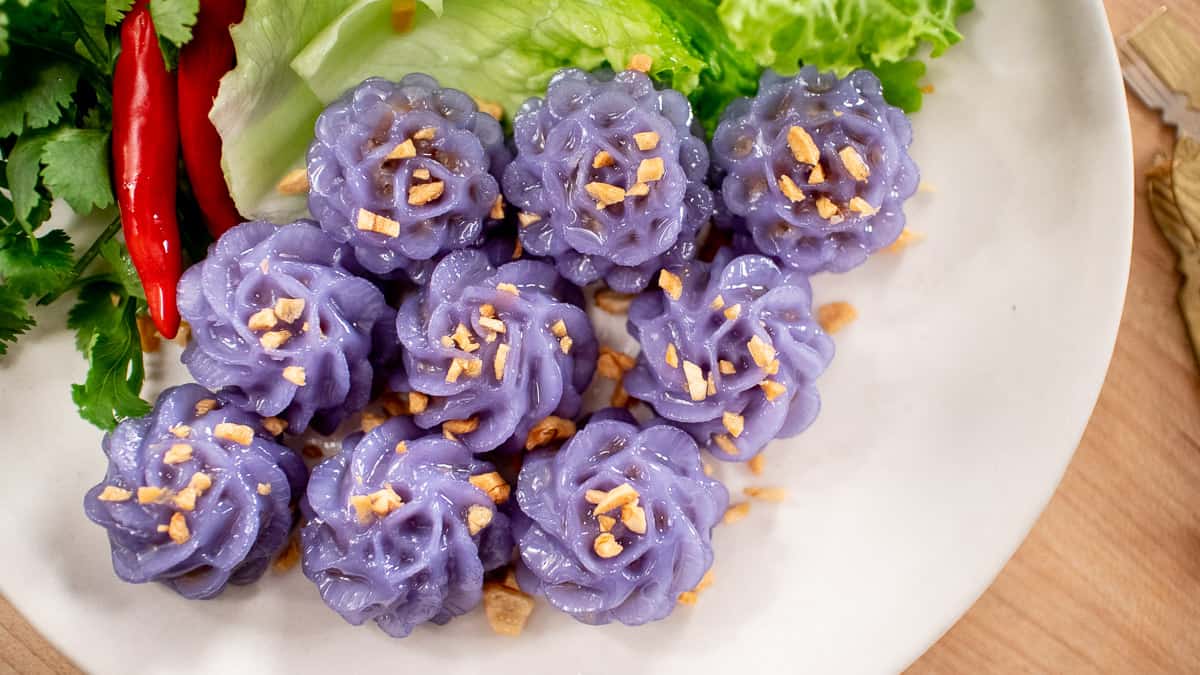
[
  {"xmin": 308, "ymin": 75, "xmax": 511, "ymax": 282},
  {"xmin": 178, "ymin": 220, "xmax": 395, "ymax": 434},
  {"xmin": 83, "ymin": 384, "xmax": 307, "ymax": 599},
  {"xmin": 514, "ymin": 415, "xmax": 728, "ymax": 625},
  {"xmin": 502, "ymin": 68, "xmax": 712, "ymax": 292},
  {"xmin": 301, "ymin": 417, "xmax": 513, "ymax": 637},
  {"xmin": 712, "ymin": 67, "xmax": 919, "ymax": 273},
  {"xmin": 623, "ymin": 249, "xmax": 835, "ymax": 461},
  {"xmin": 393, "ymin": 249, "xmax": 596, "ymax": 453}
]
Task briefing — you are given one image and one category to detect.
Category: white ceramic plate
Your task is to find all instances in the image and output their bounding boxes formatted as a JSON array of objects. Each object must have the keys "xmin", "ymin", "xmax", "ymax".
[{"xmin": 0, "ymin": 0, "xmax": 1132, "ymax": 672}]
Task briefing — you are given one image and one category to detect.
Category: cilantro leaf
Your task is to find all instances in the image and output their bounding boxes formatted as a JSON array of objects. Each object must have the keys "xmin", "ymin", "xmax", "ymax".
[
  {"xmin": 149, "ymin": 0, "xmax": 198, "ymax": 48},
  {"xmin": 870, "ymin": 59, "xmax": 927, "ymax": 113},
  {"xmin": 5, "ymin": 130, "xmax": 51, "ymax": 231},
  {"xmin": 0, "ymin": 61, "xmax": 81, "ymax": 137},
  {"xmin": 0, "ymin": 282, "xmax": 35, "ymax": 356},
  {"xmin": 0, "ymin": 229, "xmax": 75, "ymax": 298},
  {"xmin": 99, "ymin": 238, "xmax": 146, "ymax": 301},
  {"xmin": 41, "ymin": 127, "xmax": 114, "ymax": 214},
  {"xmin": 66, "ymin": 277, "xmax": 120, "ymax": 353},
  {"xmin": 107, "ymin": 0, "xmax": 135, "ymax": 24},
  {"xmin": 70, "ymin": 291, "xmax": 150, "ymax": 429}
]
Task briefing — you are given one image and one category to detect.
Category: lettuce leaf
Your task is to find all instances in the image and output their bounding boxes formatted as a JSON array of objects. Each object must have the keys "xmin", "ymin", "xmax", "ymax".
[
  {"xmin": 215, "ymin": 0, "xmax": 754, "ymax": 222},
  {"xmin": 717, "ymin": 0, "xmax": 973, "ymax": 111}
]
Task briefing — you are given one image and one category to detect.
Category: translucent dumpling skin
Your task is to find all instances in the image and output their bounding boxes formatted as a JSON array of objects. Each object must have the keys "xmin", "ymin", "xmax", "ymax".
[
  {"xmin": 300, "ymin": 417, "xmax": 513, "ymax": 637},
  {"xmin": 392, "ymin": 249, "xmax": 597, "ymax": 453},
  {"xmin": 712, "ymin": 67, "xmax": 919, "ymax": 273},
  {"xmin": 623, "ymin": 249, "xmax": 835, "ymax": 461},
  {"xmin": 177, "ymin": 220, "xmax": 395, "ymax": 434},
  {"xmin": 502, "ymin": 68, "xmax": 713, "ymax": 292},
  {"xmin": 514, "ymin": 415, "xmax": 728, "ymax": 625},
  {"xmin": 307, "ymin": 75, "xmax": 511, "ymax": 282},
  {"xmin": 83, "ymin": 384, "xmax": 307, "ymax": 599}
]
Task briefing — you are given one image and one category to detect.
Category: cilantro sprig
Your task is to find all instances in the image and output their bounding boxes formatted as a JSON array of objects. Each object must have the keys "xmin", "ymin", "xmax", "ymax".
[{"xmin": 0, "ymin": 0, "xmax": 199, "ymax": 429}]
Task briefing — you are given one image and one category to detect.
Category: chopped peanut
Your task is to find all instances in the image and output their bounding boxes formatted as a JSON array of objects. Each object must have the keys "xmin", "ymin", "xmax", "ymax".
[
  {"xmin": 482, "ymin": 582, "xmax": 535, "ymax": 636},
  {"xmin": 760, "ymin": 379, "xmax": 787, "ymax": 401},
  {"xmin": 413, "ymin": 167, "xmax": 430, "ymax": 179},
  {"xmin": 747, "ymin": 335, "xmax": 776, "ymax": 369},
  {"xmin": 723, "ymin": 304, "xmax": 742, "ymax": 321},
  {"xmin": 408, "ymin": 180, "xmax": 445, "ymax": 206},
  {"xmin": 778, "ymin": 174, "xmax": 805, "ymax": 203},
  {"xmin": 261, "ymin": 417, "xmax": 288, "ymax": 436},
  {"xmin": 678, "ymin": 591, "xmax": 699, "ymax": 606},
  {"xmin": 594, "ymin": 288, "xmax": 633, "ymax": 314},
  {"xmin": 272, "ymin": 535, "xmax": 301, "ymax": 572},
  {"xmin": 682, "ymin": 361, "xmax": 707, "ymax": 401},
  {"xmin": 808, "ymin": 163, "xmax": 826, "ymax": 185},
  {"xmin": 361, "ymin": 411, "xmax": 388, "ymax": 433},
  {"xmin": 395, "ymin": 440, "xmax": 408, "ymax": 455},
  {"xmin": 283, "ymin": 366, "xmax": 307, "ymax": 386},
  {"xmin": 839, "ymin": 146, "xmax": 870, "ymax": 181},
  {"xmin": 706, "ymin": 371, "xmax": 716, "ymax": 397},
  {"xmin": 349, "ymin": 495, "xmax": 373, "ymax": 525},
  {"xmin": 593, "ymin": 532, "xmax": 623, "ymax": 558},
  {"xmin": 592, "ymin": 483, "xmax": 639, "ymax": 516},
  {"xmin": 585, "ymin": 181, "xmax": 625, "ymax": 207},
  {"xmin": 710, "ymin": 294, "xmax": 725, "ymax": 310},
  {"xmin": 626, "ymin": 182, "xmax": 650, "ymax": 197},
  {"xmin": 470, "ymin": 472, "xmax": 511, "ymax": 504},
  {"xmin": 259, "ymin": 330, "xmax": 292, "ymax": 350},
  {"xmin": 524, "ymin": 416, "xmax": 576, "ymax": 450},
  {"xmin": 722, "ymin": 412, "xmax": 745, "ymax": 438},
  {"xmin": 787, "ymin": 126, "xmax": 820, "ymax": 165},
  {"xmin": 276, "ymin": 168, "xmax": 310, "ymax": 195},
  {"xmin": 97, "ymin": 486, "xmax": 132, "ymax": 502},
  {"xmin": 163, "ymin": 444, "xmax": 193, "ymax": 465},
  {"xmin": 137, "ymin": 486, "xmax": 169, "ymax": 504},
  {"xmin": 247, "ymin": 308, "xmax": 278, "ymax": 331},
  {"xmin": 169, "ymin": 424, "xmax": 191, "ymax": 439},
  {"xmin": 368, "ymin": 485, "xmax": 404, "ymax": 516},
  {"xmin": 386, "ymin": 138, "xmax": 416, "ymax": 160},
  {"xmin": 444, "ymin": 417, "xmax": 480, "ymax": 435},
  {"xmin": 214, "ymin": 422, "xmax": 254, "ymax": 446},
  {"xmin": 598, "ymin": 345, "xmax": 636, "ymax": 372},
  {"xmin": 452, "ymin": 323, "xmax": 480, "ymax": 352},
  {"xmin": 718, "ymin": 360, "xmax": 736, "ymax": 375},
  {"xmin": 848, "ymin": 196, "xmax": 878, "ymax": 215},
  {"xmin": 658, "ymin": 269, "xmax": 683, "ymax": 301},
  {"xmin": 817, "ymin": 301, "xmax": 858, "ymax": 334},
  {"xmin": 446, "ymin": 358, "xmax": 466, "ymax": 383},
  {"xmin": 598, "ymin": 514, "xmax": 616, "ymax": 532},
  {"xmin": 512, "ymin": 239, "xmax": 523, "ymax": 259},
  {"xmin": 559, "ymin": 336, "xmax": 573, "ymax": 354},
  {"xmin": 744, "ymin": 486, "xmax": 788, "ymax": 503},
  {"xmin": 611, "ymin": 380, "xmax": 631, "ymax": 408},
  {"xmin": 356, "ymin": 209, "xmax": 401, "ymax": 238},
  {"xmin": 592, "ymin": 150, "xmax": 615, "ymax": 169},
  {"xmin": 490, "ymin": 194, "xmax": 505, "ymax": 219},
  {"xmin": 274, "ymin": 298, "xmax": 305, "ymax": 323},
  {"xmin": 636, "ymin": 157, "xmax": 664, "ymax": 183},
  {"xmin": 474, "ymin": 96, "xmax": 504, "ymax": 120},
  {"xmin": 627, "ymin": 53, "xmax": 652, "ymax": 72},
  {"xmin": 168, "ymin": 512, "xmax": 190, "ymax": 545},
  {"xmin": 517, "ymin": 212, "xmax": 542, "ymax": 227},
  {"xmin": 413, "ymin": 127, "xmax": 437, "ymax": 141},
  {"xmin": 620, "ymin": 502, "xmax": 647, "ymax": 534},
  {"xmin": 885, "ymin": 228, "xmax": 924, "ymax": 253},
  {"xmin": 407, "ymin": 391, "xmax": 429, "ymax": 414},
  {"xmin": 467, "ymin": 504, "xmax": 493, "ymax": 535},
  {"xmin": 665, "ymin": 343, "xmax": 679, "ymax": 368},
  {"xmin": 585, "ymin": 489, "xmax": 607, "ymax": 504},
  {"xmin": 633, "ymin": 131, "xmax": 660, "ymax": 151},
  {"xmin": 494, "ymin": 343, "xmax": 510, "ymax": 380},
  {"xmin": 188, "ymin": 472, "xmax": 212, "ymax": 494},
  {"xmin": 723, "ymin": 502, "xmax": 751, "ymax": 524},
  {"xmin": 713, "ymin": 434, "xmax": 739, "ymax": 456},
  {"xmin": 257, "ymin": 483, "xmax": 272, "ymax": 496},
  {"xmin": 814, "ymin": 197, "xmax": 839, "ymax": 220},
  {"xmin": 173, "ymin": 487, "xmax": 198, "ymax": 511},
  {"xmin": 156, "ymin": 524, "xmax": 169, "ymax": 533},
  {"xmin": 497, "ymin": 282, "xmax": 520, "ymax": 296},
  {"xmin": 195, "ymin": 399, "xmax": 219, "ymax": 416},
  {"xmin": 748, "ymin": 454, "xmax": 765, "ymax": 476},
  {"xmin": 550, "ymin": 319, "xmax": 568, "ymax": 337}
]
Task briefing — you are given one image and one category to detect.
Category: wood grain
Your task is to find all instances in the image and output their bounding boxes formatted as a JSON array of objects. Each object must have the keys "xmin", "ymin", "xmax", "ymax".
[{"xmin": 3, "ymin": 2, "xmax": 1198, "ymax": 673}]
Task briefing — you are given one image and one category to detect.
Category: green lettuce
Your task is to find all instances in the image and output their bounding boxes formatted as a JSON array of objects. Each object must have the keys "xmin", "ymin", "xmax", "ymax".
[
  {"xmin": 717, "ymin": 0, "xmax": 974, "ymax": 111},
  {"xmin": 214, "ymin": 0, "xmax": 755, "ymax": 221}
]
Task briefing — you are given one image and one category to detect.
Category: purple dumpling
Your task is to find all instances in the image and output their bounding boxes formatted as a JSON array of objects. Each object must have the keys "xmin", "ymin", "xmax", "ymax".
[
  {"xmin": 392, "ymin": 249, "xmax": 596, "ymax": 453},
  {"xmin": 83, "ymin": 384, "xmax": 307, "ymax": 599},
  {"xmin": 178, "ymin": 220, "xmax": 395, "ymax": 434},
  {"xmin": 514, "ymin": 414, "xmax": 728, "ymax": 625},
  {"xmin": 300, "ymin": 417, "xmax": 513, "ymax": 637},
  {"xmin": 711, "ymin": 67, "xmax": 919, "ymax": 273},
  {"xmin": 623, "ymin": 249, "xmax": 834, "ymax": 461},
  {"xmin": 307, "ymin": 75, "xmax": 511, "ymax": 282},
  {"xmin": 502, "ymin": 68, "xmax": 713, "ymax": 292}
]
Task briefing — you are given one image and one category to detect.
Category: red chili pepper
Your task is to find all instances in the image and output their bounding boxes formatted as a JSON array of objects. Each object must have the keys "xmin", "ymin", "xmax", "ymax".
[
  {"xmin": 113, "ymin": 0, "xmax": 182, "ymax": 339},
  {"xmin": 178, "ymin": 0, "xmax": 245, "ymax": 239}
]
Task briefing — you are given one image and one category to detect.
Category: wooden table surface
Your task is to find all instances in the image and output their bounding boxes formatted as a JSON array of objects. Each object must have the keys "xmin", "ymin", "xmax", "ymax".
[{"xmin": 3, "ymin": 2, "xmax": 1198, "ymax": 673}]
